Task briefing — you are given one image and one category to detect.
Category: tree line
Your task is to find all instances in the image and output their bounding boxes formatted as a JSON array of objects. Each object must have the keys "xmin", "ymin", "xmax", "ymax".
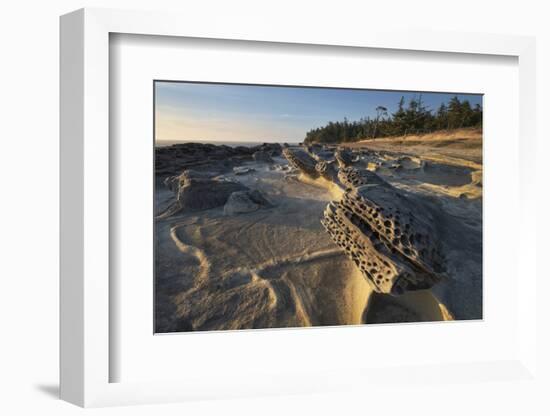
[{"xmin": 303, "ymin": 95, "xmax": 482, "ymax": 144}]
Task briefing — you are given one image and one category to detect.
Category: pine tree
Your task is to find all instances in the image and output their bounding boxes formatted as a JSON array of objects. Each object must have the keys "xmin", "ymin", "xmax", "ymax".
[{"xmin": 303, "ymin": 95, "xmax": 481, "ymax": 144}]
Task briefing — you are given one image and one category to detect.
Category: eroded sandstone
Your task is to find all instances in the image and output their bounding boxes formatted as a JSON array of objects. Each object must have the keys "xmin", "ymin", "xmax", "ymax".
[
  {"xmin": 282, "ymin": 147, "xmax": 320, "ymax": 178},
  {"xmin": 321, "ymin": 182, "xmax": 444, "ymax": 295}
]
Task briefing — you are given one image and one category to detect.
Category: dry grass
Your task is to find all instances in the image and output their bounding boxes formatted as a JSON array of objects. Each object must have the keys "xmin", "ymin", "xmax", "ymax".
[
  {"xmin": 347, "ymin": 128, "xmax": 482, "ymax": 167},
  {"xmin": 354, "ymin": 128, "xmax": 482, "ymax": 145}
]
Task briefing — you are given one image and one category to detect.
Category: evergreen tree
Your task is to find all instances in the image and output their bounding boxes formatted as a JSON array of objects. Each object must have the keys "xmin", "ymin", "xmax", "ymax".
[{"xmin": 303, "ymin": 95, "xmax": 481, "ymax": 144}]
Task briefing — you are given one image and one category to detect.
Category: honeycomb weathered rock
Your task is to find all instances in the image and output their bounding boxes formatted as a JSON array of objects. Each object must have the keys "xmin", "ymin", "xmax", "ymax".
[
  {"xmin": 337, "ymin": 166, "xmax": 388, "ymax": 190},
  {"xmin": 321, "ymin": 182, "xmax": 443, "ymax": 295}
]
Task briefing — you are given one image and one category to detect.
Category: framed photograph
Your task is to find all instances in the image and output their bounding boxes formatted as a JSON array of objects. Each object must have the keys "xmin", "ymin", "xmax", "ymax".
[
  {"xmin": 153, "ymin": 80, "xmax": 482, "ymax": 333},
  {"xmin": 60, "ymin": 8, "xmax": 538, "ymax": 408}
]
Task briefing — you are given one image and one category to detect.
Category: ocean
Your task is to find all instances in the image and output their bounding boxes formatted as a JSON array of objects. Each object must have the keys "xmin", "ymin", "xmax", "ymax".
[{"xmin": 156, "ymin": 140, "xmax": 300, "ymax": 148}]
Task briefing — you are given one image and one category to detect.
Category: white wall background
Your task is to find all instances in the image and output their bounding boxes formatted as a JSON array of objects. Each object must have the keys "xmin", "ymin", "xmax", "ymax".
[{"xmin": 0, "ymin": 0, "xmax": 548, "ymax": 414}]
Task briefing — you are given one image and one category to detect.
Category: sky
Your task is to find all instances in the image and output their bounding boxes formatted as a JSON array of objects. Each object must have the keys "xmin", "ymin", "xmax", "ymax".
[{"xmin": 155, "ymin": 81, "xmax": 482, "ymax": 143}]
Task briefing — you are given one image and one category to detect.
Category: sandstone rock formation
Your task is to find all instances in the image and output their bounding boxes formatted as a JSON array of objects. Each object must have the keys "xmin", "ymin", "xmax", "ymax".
[
  {"xmin": 337, "ymin": 166, "xmax": 388, "ymax": 190},
  {"xmin": 282, "ymin": 147, "xmax": 319, "ymax": 179},
  {"xmin": 335, "ymin": 148, "xmax": 354, "ymax": 168},
  {"xmin": 163, "ymin": 169, "xmax": 217, "ymax": 192},
  {"xmin": 170, "ymin": 171, "xmax": 248, "ymax": 212},
  {"xmin": 307, "ymin": 145, "xmax": 336, "ymax": 162},
  {"xmin": 257, "ymin": 142, "xmax": 282, "ymax": 157},
  {"xmin": 252, "ymin": 150, "xmax": 274, "ymax": 163},
  {"xmin": 223, "ymin": 189, "xmax": 272, "ymax": 215},
  {"xmin": 155, "ymin": 142, "xmax": 282, "ymax": 176},
  {"xmin": 315, "ymin": 160, "xmax": 339, "ymax": 183},
  {"xmin": 233, "ymin": 166, "xmax": 256, "ymax": 175},
  {"xmin": 396, "ymin": 156, "xmax": 424, "ymax": 171},
  {"xmin": 321, "ymin": 182, "xmax": 444, "ymax": 295}
]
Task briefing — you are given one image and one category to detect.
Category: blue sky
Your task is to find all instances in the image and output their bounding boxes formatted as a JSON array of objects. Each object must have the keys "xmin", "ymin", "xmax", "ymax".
[{"xmin": 155, "ymin": 81, "xmax": 482, "ymax": 143}]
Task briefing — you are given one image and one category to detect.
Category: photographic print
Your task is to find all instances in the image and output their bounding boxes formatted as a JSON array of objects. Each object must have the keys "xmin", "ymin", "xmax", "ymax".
[{"xmin": 154, "ymin": 81, "xmax": 482, "ymax": 333}]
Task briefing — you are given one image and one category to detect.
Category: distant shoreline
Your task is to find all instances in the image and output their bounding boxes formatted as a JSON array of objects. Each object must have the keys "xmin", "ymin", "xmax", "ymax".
[{"xmin": 156, "ymin": 140, "xmax": 301, "ymax": 148}]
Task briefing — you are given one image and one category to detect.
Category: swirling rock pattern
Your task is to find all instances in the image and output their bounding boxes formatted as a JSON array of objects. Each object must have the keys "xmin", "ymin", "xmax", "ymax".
[
  {"xmin": 322, "ymin": 182, "xmax": 444, "ymax": 295},
  {"xmin": 282, "ymin": 147, "xmax": 320, "ymax": 179}
]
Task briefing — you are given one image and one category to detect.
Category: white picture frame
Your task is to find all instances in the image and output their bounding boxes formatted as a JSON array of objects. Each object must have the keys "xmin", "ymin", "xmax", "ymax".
[{"xmin": 60, "ymin": 7, "xmax": 538, "ymax": 408}]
